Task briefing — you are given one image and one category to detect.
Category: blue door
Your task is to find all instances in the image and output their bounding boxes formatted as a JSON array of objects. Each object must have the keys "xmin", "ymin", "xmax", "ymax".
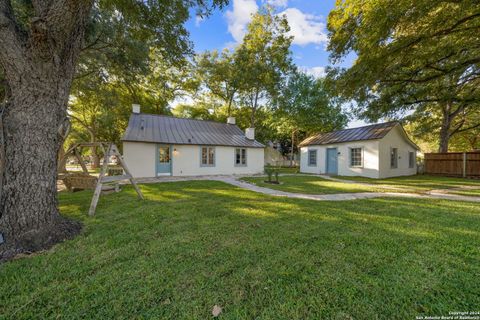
[
  {"xmin": 326, "ymin": 148, "xmax": 338, "ymax": 175},
  {"xmin": 156, "ymin": 145, "xmax": 172, "ymax": 176}
]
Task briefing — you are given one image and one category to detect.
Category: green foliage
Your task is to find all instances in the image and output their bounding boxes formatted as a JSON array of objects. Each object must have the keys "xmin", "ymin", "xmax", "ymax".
[
  {"xmin": 264, "ymin": 164, "xmax": 280, "ymax": 183},
  {"xmin": 66, "ymin": 0, "xmax": 220, "ymax": 147},
  {"xmin": 5, "ymin": 0, "xmax": 228, "ymax": 147},
  {"xmin": 272, "ymin": 70, "xmax": 348, "ymax": 146},
  {"xmin": 405, "ymin": 106, "xmax": 480, "ymax": 152},
  {"xmin": 235, "ymin": 7, "xmax": 294, "ymax": 127},
  {"xmin": 264, "ymin": 164, "xmax": 274, "ymax": 182},
  {"xmin": 1, "ymin": 181, "xmax": 480, "ymax": 318},
  {"xmin": 195, "ymin": 50, "xmax": 241, "ymax": 115},
  {"xmin": 327, "ymin": 0, "xmax": 480, "ymax": 151}
]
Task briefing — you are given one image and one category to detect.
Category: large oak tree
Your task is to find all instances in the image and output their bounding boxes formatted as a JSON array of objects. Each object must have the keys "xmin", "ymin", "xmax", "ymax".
[
  {"xmin": 0, "ymin": 0, "xmax": 227, "ymax": 260},
  {"xmin": 327, "ymin": 0, "xmax": 480, "ymax": 152}
]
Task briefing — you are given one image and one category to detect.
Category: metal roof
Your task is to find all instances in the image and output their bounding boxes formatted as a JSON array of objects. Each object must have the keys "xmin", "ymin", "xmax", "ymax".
[
  {"xmin": 299, "ymin": 121, "xmax": 418, "ymax": 148},
  {"xmin": 122, "ymin": 113, "xmax": 265, "ymax": 148}
]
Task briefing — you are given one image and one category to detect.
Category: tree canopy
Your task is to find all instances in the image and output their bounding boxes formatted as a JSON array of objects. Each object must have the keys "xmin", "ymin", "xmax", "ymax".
[
  {"xmin": 236, "ymin": 7, "xmax": 294, "ymax": 128},
  {"xmin": 0, "ymin": 0, "xmax": 229, "ymax": 259},
  {"xmin": 327, "ymin": 0, "xmax": 480, "ymax": 151}
]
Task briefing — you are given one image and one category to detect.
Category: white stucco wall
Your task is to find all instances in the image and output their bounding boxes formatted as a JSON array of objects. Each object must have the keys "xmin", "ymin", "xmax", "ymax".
[
  {"xmin": 378, "ymin": 126, "xmax": 417, "ymax": 178},
  {"xmin": 123, "ymin": 142, "xmax": 156, "ymax": 178},
  {"xmin": 172, "ymin": 145, "xmax": 264, "ymax": 176},
  {"xmin": 123, "ymin": 142, "xmax": 264, "ymax": 177},
  {"xmin": 300, "ymin": 140, "xmax": 380, "ymax": 178}
]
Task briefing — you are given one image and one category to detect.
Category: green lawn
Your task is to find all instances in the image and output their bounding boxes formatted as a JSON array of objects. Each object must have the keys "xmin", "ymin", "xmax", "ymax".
[
  {"xmin": 242, "ymin": 175, "xmax": 382, "ymax": 194},
  {"xmin": 276, "ymin": 166, "xmax": 300, "ymax": 174},
  {"xmin": 1, "ymin": 181, "xmax": 480, "ymax": 319},
  {"xmin": 450, "ymin": 189, "xmax": 480, "ymax": 197},
  {"xmin": 336, "ymin": 175, "xmax": 480, "ymax": 193}
]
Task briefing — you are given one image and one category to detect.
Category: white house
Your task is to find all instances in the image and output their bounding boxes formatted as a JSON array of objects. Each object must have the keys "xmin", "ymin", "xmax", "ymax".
[
  {"xmin": 299, "ymin": 122, "xmax": 420, "ymax": 179},
  {"xmin": 122, "ymin": 107, "xmax": 265, "ymax": 178}
]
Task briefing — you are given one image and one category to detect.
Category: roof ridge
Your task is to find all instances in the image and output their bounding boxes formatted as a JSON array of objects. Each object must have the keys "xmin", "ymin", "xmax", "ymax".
[
  {"xmin": 123, "ymin": 113, "xmax": 265, "ymax": 148},
  {"xmin": 299, "ymin": 121, "xmax": 401, "ymax": 147},
  {"xmin": 320, "ymin": 121, "xmax": 399, "ymax": 136},
  {"xmin": 134, "ymin": 112, "xmax": 237, "ymax": 127}
]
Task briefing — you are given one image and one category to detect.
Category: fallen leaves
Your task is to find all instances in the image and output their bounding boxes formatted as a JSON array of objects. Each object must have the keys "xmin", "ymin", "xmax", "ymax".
[{"xmin": 212, "ymin": 305, "xmax": 222, "ymax": 317}]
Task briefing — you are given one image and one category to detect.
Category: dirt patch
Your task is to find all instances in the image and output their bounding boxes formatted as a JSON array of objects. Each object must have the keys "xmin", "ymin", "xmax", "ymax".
[{"xmin": 0, "ymin": 216, "xmax": 82, "ymax": 262}]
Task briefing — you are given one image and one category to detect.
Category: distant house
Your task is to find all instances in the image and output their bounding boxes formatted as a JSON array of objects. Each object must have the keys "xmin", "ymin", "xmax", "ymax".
[
  {"xmin": 122, "ymin": 106, "xmax": 265, "ymax": 178},
  {"xmin": 299, "ymin": 122, "xmax": 420, "ymax": 179}
]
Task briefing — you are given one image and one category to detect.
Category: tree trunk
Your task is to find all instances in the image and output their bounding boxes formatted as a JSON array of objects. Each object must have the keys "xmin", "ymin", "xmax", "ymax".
[
  {"xmin": 250, "ymin": 89, "xmax": 260, "ymax": 128},
  {"xmin": 0, "ymin": 0, "xmax": 93, "ymax": 259},
  {"xmin": 438, "ymin": 125, "xmax": 450, "ymax": 153},
  {"xmin": 0, "ymin": 75, "xmax": 82, "ymax": 259},
  {"xmin": 90, "ymin": 133, "xmax": 100, "ymax": 169},
  {"xmin": 438, "ymin": 104, "xmax": 452, "ymax": 153},
  {"xmin": 290, "ymin": 129, "xmax": 295, "ymax": 167},
  {"xmin": 57, "ymin": 145, "xmax": 68, "ymax": 174}
]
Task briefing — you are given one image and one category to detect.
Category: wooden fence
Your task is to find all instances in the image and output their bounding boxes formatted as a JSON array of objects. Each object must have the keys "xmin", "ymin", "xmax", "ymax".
[{"xmin": 424, "ymin": 152, "xmax": 480, "ymax": 177}]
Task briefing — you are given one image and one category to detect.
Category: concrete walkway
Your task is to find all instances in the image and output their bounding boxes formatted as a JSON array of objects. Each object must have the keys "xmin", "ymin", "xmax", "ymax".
[{"xmin": 134, "ymin": 175, "xmax": 480, "ymax": 203}]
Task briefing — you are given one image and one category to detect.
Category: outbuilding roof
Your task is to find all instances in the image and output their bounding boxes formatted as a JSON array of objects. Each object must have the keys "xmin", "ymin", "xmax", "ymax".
[
  {"xmin": 299, "ymin": 121, "xmax": 419, "ymax": 149},
  {"xmin": 122, "ymin": 113, "xmax": 265, "ymax": 148}
]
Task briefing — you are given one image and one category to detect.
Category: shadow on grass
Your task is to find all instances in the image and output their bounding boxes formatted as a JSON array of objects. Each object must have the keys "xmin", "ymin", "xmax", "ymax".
[{"xmin": 2, "ymin": 180, "xmax": 478, "ymax": 319}]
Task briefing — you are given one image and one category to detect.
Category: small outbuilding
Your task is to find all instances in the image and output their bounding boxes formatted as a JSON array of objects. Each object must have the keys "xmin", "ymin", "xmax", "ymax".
[
  {"xmin": 122, "ymin": 107, "xmax": 265, "ymax": 178},
  {"xmin": 299, "ymin": 122, "xmax": 420, "ymax": 179}
]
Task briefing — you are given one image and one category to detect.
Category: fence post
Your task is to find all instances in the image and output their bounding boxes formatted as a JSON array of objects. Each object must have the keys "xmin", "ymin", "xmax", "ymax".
[{"xmin": 462, "ymin": 153, "xmax": 467, "ymax": 178}]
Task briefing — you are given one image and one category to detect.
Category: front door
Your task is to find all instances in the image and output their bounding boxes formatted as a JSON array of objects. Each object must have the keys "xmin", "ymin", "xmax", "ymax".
[
  {"xmin": 156, "ymin": 145, "xmax": 172, "ymax": 176},
  {"xmin": 326, "ymin": 148, "xmax": 338, "ymax": 175}
]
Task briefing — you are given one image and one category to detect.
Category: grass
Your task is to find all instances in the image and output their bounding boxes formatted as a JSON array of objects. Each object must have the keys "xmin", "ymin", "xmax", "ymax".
[
  {"xmin": 450, "ymin": 189, "xmax": 480, "ymax": 197},
  {"xmin": 1, "ymin": 182, "xmax": 480, "ymax": 319},
  {"xmin": 335, "ymin": 175, "xmax": 480, "ymax": 193},
  {"xmin": 242, "ymin": 175, "xmax": 382, "ymax": 194},
  {"xmin": 276, "ymin": 166, "xmax": 300, "ymax": 174}
]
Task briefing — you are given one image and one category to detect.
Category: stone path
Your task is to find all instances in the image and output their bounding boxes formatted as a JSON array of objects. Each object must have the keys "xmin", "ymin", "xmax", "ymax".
[{"xmin": 134, "ymin": 175, "xmax": 480, "ymax": 203}]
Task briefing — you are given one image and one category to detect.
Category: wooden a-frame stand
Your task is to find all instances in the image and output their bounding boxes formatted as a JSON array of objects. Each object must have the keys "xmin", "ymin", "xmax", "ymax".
[{"xmin": 59, "ymin": 142, "xmax": 144, "ymax": 216}]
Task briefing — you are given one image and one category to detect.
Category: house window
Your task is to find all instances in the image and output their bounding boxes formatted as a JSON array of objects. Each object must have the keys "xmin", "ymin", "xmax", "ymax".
[
  {"xmin": 201, "ymin": 147, "xmax": 215, "ymax": 166},
  {"xmin": 390, "ymin": 148, "xmax": 398, "ymax": 168},
  {"xmin": 235, "ymin": 148, "xmax": 247, "ymax": 166},
  {"xmin": 350, "ymin": 147, "xmax": 363, "ymax": 167},
  {"xmin": 409, "ymin": 151, "xmax": 415, "ymax": 168},
  {"xmin": 308, "ymin": 150, "xmax": 317, "ymax": 166},
  {"xmin": 158, "ymin": 146, "xmax": 170, "ymax": 163}
]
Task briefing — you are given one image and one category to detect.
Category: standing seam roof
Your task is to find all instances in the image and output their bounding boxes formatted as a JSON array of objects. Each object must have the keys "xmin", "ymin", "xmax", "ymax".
[
  {"xmin": 298, "ymin": 122, "xmax": 418, "ymax": 148},
  {"xmin": 122, "ymin": 113, "xmax": 265, "ymax": 148}
]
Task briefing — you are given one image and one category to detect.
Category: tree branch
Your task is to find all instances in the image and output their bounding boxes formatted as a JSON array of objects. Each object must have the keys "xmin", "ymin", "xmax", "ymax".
[
  {"xmin": 33, "ymin": 0, "xmax": 93, "ymax": 70},
  {"xmin": 456, "ymin": 122, "xmax": 480, "ymax": 133}
]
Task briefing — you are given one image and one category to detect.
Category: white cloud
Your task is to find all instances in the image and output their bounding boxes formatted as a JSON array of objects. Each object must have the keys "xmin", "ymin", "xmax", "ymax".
[
  {"xmin": 225, "ymin": 0, "xmax": 258, "ymax": 43},
  {"xmin": 225, "ymin": 2, "xmax": 328, "ymax": 47},
  {"xmin": 279, "ymin": 8, "xmax": 328, "ymax": 46},
  {"xmin": 266, "ymin": 0, "xmax": 288, "ymax": 8},
  {"xmin": 195, "ymin": 15, "xmax": 204, "ymax": 27},
  {"xmin": 302, "ymin": 66, "xmax": 326, "ymax": 78}
]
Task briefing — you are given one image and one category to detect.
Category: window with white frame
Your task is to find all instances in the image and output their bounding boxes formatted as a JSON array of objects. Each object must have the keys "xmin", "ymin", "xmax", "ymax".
[
  {"xmin": 350, "ymin": 147, "xmax": 363, "ymax": 167},
  {"xmin": 235, "ymin": 148, "xmax": 247, "ymax": 166},
  {"xmin": 308, "ymin": 150, "xmax": 317, "ymax": 166},
  {"xmin": 409, "ymin": 151, "xmax": 415, "ymax": 168},
  {"xmin": 201, "ymin": 146, "xmax": 215, "ymax": 166},
  {"xmin": 390, "ymin": 148, "xmax": 398, "ymax": 168}
]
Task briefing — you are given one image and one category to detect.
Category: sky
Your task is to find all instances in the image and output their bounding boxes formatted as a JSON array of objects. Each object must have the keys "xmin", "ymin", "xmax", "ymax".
[{"xmin": 184, "ymin": 0, "xmax": 366, "ymax": 128}]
